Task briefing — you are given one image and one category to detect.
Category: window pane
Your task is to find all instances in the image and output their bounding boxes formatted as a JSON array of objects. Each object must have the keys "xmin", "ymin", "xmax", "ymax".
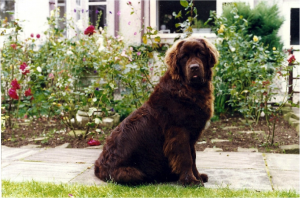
[
  {"xmin": 58, "ymin": 5, "xmax": 66, "ymax": 33},
  {"xmin": 0, "ymin": 0, "xmax": 15, "ymax": 22},
  {"xmin": 58, "ymin": 0, "xmax": 65, "ymax": 3},
  {"xmin": 290, "ymin": 8, "xmax": 299, "ymax": 45},
  {"xmin": 89, "ymin": 0, "xmax": 106, "ymax": 2},
  {"xmin": 89, "ymin": 5, "xmax": 107, "ymax": 28},
  {"xmin": 158, "ymin": 0, "xmax": 216, "ymax": 33}
]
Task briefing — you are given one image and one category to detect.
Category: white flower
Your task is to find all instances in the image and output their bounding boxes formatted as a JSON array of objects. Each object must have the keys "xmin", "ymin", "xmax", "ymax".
[
  {"xmin": 96, "ymin": 36, "xmax": 104, "ymax": 46},
  {"xmin": 117, "ymin": 36, "xmax": 124, "ymax": 42},
  {"xmin": 50, "ymin": 10, "xmax": 55, "ymax": 17},
  {"xmin": 229, "ymin": 46, "xmax": 236, "ymax": 52},
  {"xmin": 67, "ymin": 50, "xmax": 73, "ymax": 55},
  {"xmin": 121, "ymin": 50, "xmax": 127, "ymax": 57},
  {"xmin": 37, "ymin": 67, "xmax": 42, "ymax": 72},
  {"xmin": 95, "ymin": 118, "xmax": 102, "ymax": 124},
  {"xmin": 98, "ymin": 46, "xmax": 105, "ymax": 52},
  {"xmin": 260, "ymin": 111, "xmax": 265, "ymax": 117}
]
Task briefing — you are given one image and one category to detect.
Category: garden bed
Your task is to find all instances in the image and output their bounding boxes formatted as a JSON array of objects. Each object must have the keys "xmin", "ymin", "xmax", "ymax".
[{"xmin": 1, "ymin": 115, "xmax": 298, "ymax": 153}]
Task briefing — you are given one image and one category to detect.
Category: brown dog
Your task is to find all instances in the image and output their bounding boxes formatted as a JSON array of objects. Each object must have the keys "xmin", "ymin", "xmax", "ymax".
[{"xmin": 94, "ymin": 37, "xmax": 218, "ymax": 186}]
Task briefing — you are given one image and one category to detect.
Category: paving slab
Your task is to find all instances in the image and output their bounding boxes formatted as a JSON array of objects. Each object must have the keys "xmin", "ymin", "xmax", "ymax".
[
  {"xmin": 24, "ymin": 148, "xmax": 100, "ymax": 164},
  {"xmin": 200, "ymin": 168, "xmax": 272, "ymax": 191},
  {"xmin": 239, "ymin": 131, "xmax": 265, "ymax": 135},
  {"xmin": 70, "ymin": 165, "xmax": 107, "ymax": 185},
  {"xmin": 1, "ymin": 160, "xmax": 11, "ymax": 168},
  {"xmin": 195, "ymin": 152, "xmax": 265, "ymax": 169},
  {"xmin": 264, "ymin": 153, "xmax": 299, "ymax": 171},
  {"xmin": 211, "ymin": 139, "xmax": 229, "ymax": 143},
  {"xmin": 203, "ymin": 148, "xmax": 223, "ymax": 152},
  {"xmin": 222, "ymin": 126, "xmax": 238, "ymax": 130},
  {"xmin": 2, "ymin": 161, "xmax": 90, "ymax": 183},
  {"xmin": 264, "ymin": 153, "xmax": 300, "ymax": 192},
  {"xmin": 85, "ymin": 145, "xmax": 103, "ymax": 149},
  {"xmin": 20, "ymin": 144, "xmax": 41, "ymax": 149},
  {"xmin": 55, "ymin": 143, "xmax": 70, "ymax": 149},
  {"xmin": 269, "ymin": 169, "xmax": 299, "ymax": 191},
  {"xmin": 238, "ymin": 147, "xmax": 258, "ymax": 152},
  {"xmin": 2, "ymin": 147, "xmax": 45, "ymax": 161}
]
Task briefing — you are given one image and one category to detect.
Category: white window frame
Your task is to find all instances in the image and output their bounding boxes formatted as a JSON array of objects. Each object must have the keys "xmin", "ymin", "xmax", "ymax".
[
  {"xmin": 216, "ymin": 0, "xmax": 254, "ymax": 17},
  {"xmin": 149, "ymin": 0, "xmax": 218, "ymax": 43},
  {"xmin": 277, "ymin": 0, "xmax": 299, "ymax": 50},
  {"xmin": 87, "ymin": 0, "xmax": 107, "ymax": 27}
]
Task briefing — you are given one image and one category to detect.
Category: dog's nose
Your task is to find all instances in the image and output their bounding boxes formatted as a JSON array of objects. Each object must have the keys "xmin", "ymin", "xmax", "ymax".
[{"xmin": 190, "ymin": 64, "xmax": 199, "ymax": 71}]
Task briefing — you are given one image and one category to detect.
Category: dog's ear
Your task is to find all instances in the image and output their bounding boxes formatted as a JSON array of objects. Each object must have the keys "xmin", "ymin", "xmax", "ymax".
[
  {"xmin": 199, "ymin": 38, "xmax": 219, "ymax": 67},
  {"xmin": 164, "ymin": 40, "xmax": 185, "ymax": 80}
]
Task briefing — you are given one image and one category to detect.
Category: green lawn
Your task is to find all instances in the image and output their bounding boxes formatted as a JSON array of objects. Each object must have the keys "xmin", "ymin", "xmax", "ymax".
[{"xmin": 2, "ymin": 180, "xmax": 299, "ymax": 197}]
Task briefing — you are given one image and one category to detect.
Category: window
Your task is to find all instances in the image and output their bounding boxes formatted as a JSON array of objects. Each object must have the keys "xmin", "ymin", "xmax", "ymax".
[
  {"xmin": 89, "ymin": 0, "xmax": 107, "ymax": 28},
  {"xmin": 0, "ymin": 0, "xmax": 15, "ymax": 22},
  {"xmin": 57, "ymin": 0, "xmax": 66, "ymax": 32},
  {"xmin": 290, "ymin": 8, "xmax": 299, "ymax": 45},
  {"xmin": 157, "ymin": 0, "xmax": 216, "ymax": 33}
]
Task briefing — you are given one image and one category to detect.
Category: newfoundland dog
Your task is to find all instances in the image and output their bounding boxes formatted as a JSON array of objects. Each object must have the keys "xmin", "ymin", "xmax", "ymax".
[{"xmin": 94, "ymin": 37, "xmax": 219, "ymax": 186}]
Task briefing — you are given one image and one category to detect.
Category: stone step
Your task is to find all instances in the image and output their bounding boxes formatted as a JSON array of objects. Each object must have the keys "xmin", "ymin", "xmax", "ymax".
[
  {"xmin": 279, "ymin": 144, "xmax": 299, "ymax": 154},
  {"xmin": 288, "ymin": 118, "xmax": 299, "ymax": 128},
  {"xmin": 203, "ymin": 147, "xmax": 223, "ymax": 152},
  {"xmin": 211, "ymin": 139, "xmax": 229, "ymax": 143}
]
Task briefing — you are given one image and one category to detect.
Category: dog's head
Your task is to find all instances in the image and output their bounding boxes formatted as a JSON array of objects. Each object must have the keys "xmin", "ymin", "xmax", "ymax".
[{"xmin": 165, "ymin": 37, "xmax": 219, "ymax": 86}]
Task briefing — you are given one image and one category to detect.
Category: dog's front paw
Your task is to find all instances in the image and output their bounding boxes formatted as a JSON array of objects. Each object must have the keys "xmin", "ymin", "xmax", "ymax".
[
  {"xmin": 180, "ymin": 174, "xmax": 204, "ymax": 187},
  {"xmin": 200, "ymin": 173, "xmax": 208, "ymax": 183}
]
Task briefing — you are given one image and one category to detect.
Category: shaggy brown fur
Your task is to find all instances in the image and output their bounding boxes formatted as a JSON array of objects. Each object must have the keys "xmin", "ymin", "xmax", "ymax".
[{"xmin": 94, "ymin": 37, "xmax": 219, "ymax": 186}]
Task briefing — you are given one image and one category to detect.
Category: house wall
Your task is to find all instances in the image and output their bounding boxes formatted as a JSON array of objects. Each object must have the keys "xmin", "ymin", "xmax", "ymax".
[
  {"xmin": 118, "ymin": 0, "xmax": 142, "ymax": 45},
  {"xmin": 15, "ymin": 0, "xmax": 49, "ymax": 40}
]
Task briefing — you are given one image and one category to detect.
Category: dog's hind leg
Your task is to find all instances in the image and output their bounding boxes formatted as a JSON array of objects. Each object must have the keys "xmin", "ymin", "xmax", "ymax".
[{"xmin": 111, "ymin": 167, "xmax": 146, "ymax": 185}]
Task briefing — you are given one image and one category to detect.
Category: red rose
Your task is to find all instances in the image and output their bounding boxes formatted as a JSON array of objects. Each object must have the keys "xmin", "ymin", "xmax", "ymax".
[
  {"xmin": 10, "ymin": 44, "xmax": 17, "ymax": 49},
  {"xmin": 25, "ymin": 88, "xmax": 34, "ymax": 100},
  {"xmin": 25, "ymin": 88, "xmax": 32, "ymax": 96},
  {"xmin": 8, "ymin": 88, "xmax": 19, "ymax": 100},
  {"xmin": 11, "ymin": 79, "xmax": 20, "ymax": 90},
  {"xmin": 288, "ymin": 54, "xmax": 296, "ymax": 64},
  {"xmin": 36, "ymin": 34, "xmax": 40, "ymax": 39},
  {"xmin": 30, "ymin": 33, "xmax": 34, "ymax": 38},
  {"xmin": 87, "ymin": 138, "xmax": 100, "ymax": 146},
  {"xmin": 84, "ymin": 25, "xmax": 96, "ymax": 36},
  {"xmin": 20, "ymin": 62, "xmax": 29, "ymax": 75}
]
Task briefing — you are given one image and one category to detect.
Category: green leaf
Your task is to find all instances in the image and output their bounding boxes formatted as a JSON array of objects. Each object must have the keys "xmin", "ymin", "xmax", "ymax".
[
  {"xmin": 193, "ymin": 7, "xmax": 198, "ymax": 15},
  {"xmin": 180, "ymin": 0, "xmax": 189, "ymax": 7}
]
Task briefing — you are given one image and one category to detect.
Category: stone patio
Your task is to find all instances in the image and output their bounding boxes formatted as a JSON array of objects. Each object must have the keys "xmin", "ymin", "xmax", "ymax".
[{"xmin": 1, "ymin": 146, "xmax": 299, "ymax": 192}]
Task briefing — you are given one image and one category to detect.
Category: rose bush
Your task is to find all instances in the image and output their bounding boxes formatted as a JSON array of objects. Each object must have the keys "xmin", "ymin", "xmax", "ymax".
[
  {"xmin": 1, "ymin": 7, "xmax": 163, "ymax": 139},
  {"xmin": 209, "ymin": 6, "xmax": 292, "ymax": 145}
]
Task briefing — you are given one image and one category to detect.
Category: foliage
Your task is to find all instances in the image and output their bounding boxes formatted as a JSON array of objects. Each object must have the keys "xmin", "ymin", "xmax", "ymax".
[
  {"xmin": 172, "ymin": 0, "xmax": 198, "ymax": 38},
  {"xmin": 209, "ymin": 6, "xmax": 289, "ymax": 145},
  {"xmin": 0, "ymin": 7, "xmax": 159, "ymax": 138},
  {"xmin": 221, "ymin": 1, "xmax": 284, "ymax": 52}
]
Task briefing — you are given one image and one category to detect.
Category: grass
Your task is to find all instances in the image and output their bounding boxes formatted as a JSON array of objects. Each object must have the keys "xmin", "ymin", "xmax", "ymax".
[{"xmin": 2, "ymin": 180, "xmax": 299, "ymax": 197}]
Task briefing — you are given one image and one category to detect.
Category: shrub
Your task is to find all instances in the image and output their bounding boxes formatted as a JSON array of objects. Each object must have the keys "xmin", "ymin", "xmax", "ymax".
[
  {"xmin": 209, "ymin": 7, "xmax": 287, "ymax": 119},
  {"xmin": 221, "ymin": 2, "xmax": 284, "ymax": 52},
  {"xmin": 0, "ymin": 8, "xmax": 159, "ymax": 138}
]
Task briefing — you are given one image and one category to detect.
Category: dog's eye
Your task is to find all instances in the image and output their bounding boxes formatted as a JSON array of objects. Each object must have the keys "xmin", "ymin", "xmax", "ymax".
[{"xmin": 181, "ymin": 54, "xmax": 189, "ymax": 60}]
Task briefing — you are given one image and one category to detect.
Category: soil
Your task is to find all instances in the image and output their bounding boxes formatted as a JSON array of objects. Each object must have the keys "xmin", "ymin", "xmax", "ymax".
[{"xmin": 1, "ymin": 115, "xmax": 299, "ymax": 153}]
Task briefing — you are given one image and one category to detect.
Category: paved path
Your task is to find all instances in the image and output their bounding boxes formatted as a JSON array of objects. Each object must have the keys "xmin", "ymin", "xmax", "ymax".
[{"xmin": 1, "ymin": 146, "xmax": 299, "ymax": 192}]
